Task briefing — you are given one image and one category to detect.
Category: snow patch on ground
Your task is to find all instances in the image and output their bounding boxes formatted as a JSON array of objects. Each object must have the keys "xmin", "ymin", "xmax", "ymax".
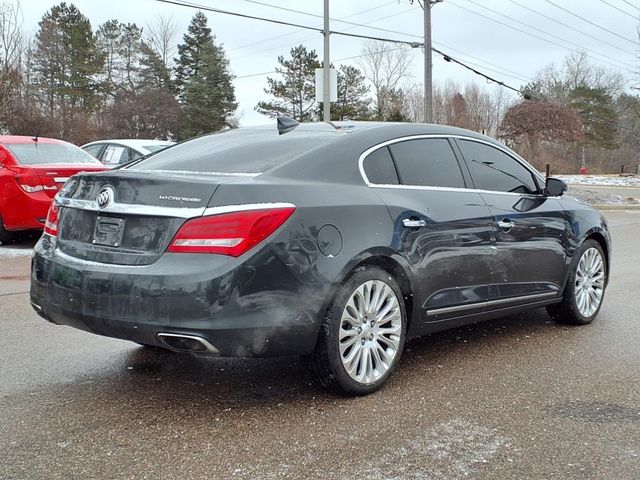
[
  {"xmin": 0, "ymin": 246, "xmax": 33, "ymax": 257},
  {"xmin": 362, "ymin": 418, "xmax": 510, "ymax": 479},
  {"xmin": 567, "ymin": 188, "xmax": 640, "ymax": 206},
  {"xmin": 558, "ymin": 175, "xmax": 640, "ymax": 187}
]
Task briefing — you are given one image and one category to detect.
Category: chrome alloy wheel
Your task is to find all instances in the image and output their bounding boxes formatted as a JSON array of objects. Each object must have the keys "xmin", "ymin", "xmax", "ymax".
[
  {"xmin": 575, "ymin": 247, "xmax": 605, "ymax": 317},
  {"xmin": 338, "ymin": 279, "xmax": 402, "ymax": 384}
]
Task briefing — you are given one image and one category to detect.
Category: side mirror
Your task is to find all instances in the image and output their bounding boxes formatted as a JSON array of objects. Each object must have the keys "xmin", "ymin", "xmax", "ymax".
[{"xmin": 545, "ymin": 177, "xmax": 567, "ymax": 197}]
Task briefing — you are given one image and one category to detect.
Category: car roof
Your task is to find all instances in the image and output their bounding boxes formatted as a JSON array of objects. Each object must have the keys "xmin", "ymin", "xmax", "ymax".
[
  {"xmin": 0, "ymin": 135, "xmax": 66, "ymax": 145},
  {"xmin": 82, "ymin": 139, "xmax": 174, "ymax": 148}
]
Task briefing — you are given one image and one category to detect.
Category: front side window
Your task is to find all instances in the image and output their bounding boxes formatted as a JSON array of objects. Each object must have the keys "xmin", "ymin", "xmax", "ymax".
[
  {"xmin": 388, "ymin": 138, "xmax": 465, "ymax": 188},
  {"xmin": 458, "ymin": 140, "xmax": 538, "ymax": 194}
]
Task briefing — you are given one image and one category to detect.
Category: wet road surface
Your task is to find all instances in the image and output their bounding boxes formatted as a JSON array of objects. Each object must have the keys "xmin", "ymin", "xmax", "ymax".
[{"xmin": 1, "ymin": 211, "xmax": 639, "ymax": 479}]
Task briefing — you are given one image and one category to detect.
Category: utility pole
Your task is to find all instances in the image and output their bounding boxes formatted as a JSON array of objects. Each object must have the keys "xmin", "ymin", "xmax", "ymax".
[
  {"xmin": 323, "ymin": 0, "xmax": 330, "ymax": 122},
  {"xmin": 422, "ymin": 0, "xmax": 442, "ymax": 124}
]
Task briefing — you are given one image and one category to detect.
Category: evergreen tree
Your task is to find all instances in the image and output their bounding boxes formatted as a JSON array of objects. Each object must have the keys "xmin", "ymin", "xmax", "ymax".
[
  {"xmin": 256, "ymin": 45, "xmax": 320, "ymax": 121},
  {"xmin": 32, "ymin": 2, "xmax": 103, "ymax": 140},
  {"xmin": 96, "ymin": 20, "xmax": 144, "ymax": 96},
  {"xmin": 174, "ymin": 11, "xmax": 236, "ymax": 139},
  {"xmin": 331, "ymin": 64, "xmax": 371, "ymax": 121},
  {"xmin": 570, "ymin": 86, "xmax": 619, "ymax": 150}
]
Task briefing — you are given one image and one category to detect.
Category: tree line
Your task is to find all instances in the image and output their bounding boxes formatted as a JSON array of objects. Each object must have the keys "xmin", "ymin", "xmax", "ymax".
[
  {"xmin": 0, "ymin": 1, "xmax": 235, "ymax": 144},
  {"xmin": 1, "ymin": 1, "xmax": 639, "ymax": 173}
]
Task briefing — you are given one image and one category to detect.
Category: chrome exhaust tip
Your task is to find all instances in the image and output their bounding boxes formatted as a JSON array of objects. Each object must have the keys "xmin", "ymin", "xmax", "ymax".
[{"xmin": 157, "ymin": 333, "xmax": 220, "ymax": 355}]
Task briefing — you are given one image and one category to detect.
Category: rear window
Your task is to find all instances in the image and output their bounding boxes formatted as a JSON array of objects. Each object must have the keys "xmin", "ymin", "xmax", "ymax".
[
  {"xmin": 6, "ymin": 143, "xmax": 100, "ymax": 165},
  {"xmin": 129, "ymin": 129, "xmax": 339, "ymax": 174}
]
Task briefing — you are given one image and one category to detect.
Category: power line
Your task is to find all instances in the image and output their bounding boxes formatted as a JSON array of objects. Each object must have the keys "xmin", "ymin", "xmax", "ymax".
[
  {"xmin": 543, "ymin": 0, "xmax": 638, "ymax": 46},
  {"xmin": 231, "ymin": 6, "xmax": 416, "ymax": 61},
  {"xmin": 460, "ymin": 0, "xmax": 637, "ymax": 59},
  {"xmin": 230, "ymin": 0, "xmax": 424, "ymax": 41},
  {"xmin": 161, "ymin": 0, "xmax": 617, "ymax": 100},
  {"xmin": 236, "ymin": 45, "xmax": 409, "ymax": 79},
  {"xmin": 433, "ymin": 41, "xmax": 533, "ymax": 83},
  {"xmin": 506, "ymin": 0, "xmax": 638, "ymax": 57},
  {"xmin": 228, "ymin": 0, "xmax": 396, "ymax": 52},
  {"xmin": 155, "ymin": 0, "xmax": 323, "ymax": 32},
  {"xmin": 432, "ymin": 47, "xmax": 524, "ymax": 96},
  {"xmin": 448, "ymin": 1, "xmax": 636, "ymax": 73},
  {"xmin": 598, "ymin": 0, "xmax": 639, "ymax": 20},
  {"xmin": 620, "ymin": 0, "xmax": 640, "ymax": 12}
]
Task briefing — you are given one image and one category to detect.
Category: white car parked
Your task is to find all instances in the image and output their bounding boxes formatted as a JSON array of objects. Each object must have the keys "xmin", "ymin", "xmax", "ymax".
[{"xmin": 81, "ymin": 139, "xmax": 175, "ymax": 166}]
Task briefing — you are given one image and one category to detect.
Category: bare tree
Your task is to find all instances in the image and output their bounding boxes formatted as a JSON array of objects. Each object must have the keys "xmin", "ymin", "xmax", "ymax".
[
  {"xmin": 357, "ymin": 40, "xmax": 413, "ymax": 118},
  {"xmin": 529, "ymin": 51, "xmax": 626, "ymax": 103},
  {"xmin": 0, "ymin": 0, "xmax": 23, "ymax": 130},
  {"xmin": 146, "ymin": 14, "xmax": 177, "ymax": 68}
]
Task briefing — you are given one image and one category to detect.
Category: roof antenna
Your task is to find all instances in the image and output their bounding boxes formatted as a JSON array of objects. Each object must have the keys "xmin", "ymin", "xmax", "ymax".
[{"xmin": 277, "ymin": 116, "xmax": 299, "ymax": 135}]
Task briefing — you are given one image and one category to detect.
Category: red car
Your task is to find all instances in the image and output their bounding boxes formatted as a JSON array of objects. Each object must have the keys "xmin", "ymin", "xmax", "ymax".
[{"xmin": 0, "ymin": 135, "xmax": 106, "ymax": 243}]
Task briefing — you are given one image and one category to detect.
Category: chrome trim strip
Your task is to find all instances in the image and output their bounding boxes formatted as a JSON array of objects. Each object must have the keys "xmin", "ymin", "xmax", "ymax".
[
  {"xmin": 157, "ymin": 333, "xmax": 220, "ymax": 354},
  {"xmin": 203, "ymin": 202, "xmax": 296, "ymax": 216},
  {"xmin": 56, "ymin": 197, "xmax": 205, "ymax": 218},
  {"xmin": 358, "ymin": 133, "xmax": 546, "ymax": 195},
  {"xmin": 487, "ymin": 291, "xmax": 558, "ymax": 306},
  {"xmin": 427, "ymin": 291, "xmax": 559, "ymax": 316},
  {"xmin": 56, "ymin": 198, "xmax": 296, "ymax": 219},
  {"xmin": 54, "ymin": 177, "xmax": 70, "ymax": 183}
]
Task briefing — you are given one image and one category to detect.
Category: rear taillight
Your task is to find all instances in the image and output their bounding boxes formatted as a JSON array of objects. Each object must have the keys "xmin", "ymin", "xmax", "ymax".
[
  {"xmin": 168, "ymin": 206, "xmax": 295, "ymax": 257},
  {"xmin": 44, "ymin": 203, "xmax": 59, "ymax": 237},
  {"xmin": 16, "ymin": 174, "xmax": 44, "ymax": 193}
]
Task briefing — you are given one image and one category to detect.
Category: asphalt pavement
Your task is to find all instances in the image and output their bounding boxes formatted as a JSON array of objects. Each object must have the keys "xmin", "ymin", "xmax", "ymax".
[{"xmin": 1, "ymin": 211, "xmax": 639, "ymax": 479}]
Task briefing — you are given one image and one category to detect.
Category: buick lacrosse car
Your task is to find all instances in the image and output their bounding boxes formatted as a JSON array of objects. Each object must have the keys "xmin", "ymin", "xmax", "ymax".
[{"xmin": 30, "ymin": 120, "xmax": 610, "ymax": 395}]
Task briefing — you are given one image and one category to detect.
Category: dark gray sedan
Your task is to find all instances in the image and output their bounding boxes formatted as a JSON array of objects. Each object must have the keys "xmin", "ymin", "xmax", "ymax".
[{"xmin": 30, "ymin": 121, "xmax": 610, "ymax": 395}]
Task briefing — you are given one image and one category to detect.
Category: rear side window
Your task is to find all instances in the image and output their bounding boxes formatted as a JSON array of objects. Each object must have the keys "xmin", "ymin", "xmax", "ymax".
[
  {"xmin": 5, "ymin": 143, "xmax": 100, "ymax": 165},
  {"xmin": 388, "ymin": 138, "xmax": 465, "ymax": 188},
  {"xmin": 83, "ymin": 144, "xmax": 104, "ymax": 159},
  {"xmin": 458, "ymin": 140, "xmax": 538, "ymax": 194},
  {"xmin": 130, "ymin": 129, "xmax": 339, "ymax": 174},
  {"xmin": 363, "ymin": 146, "xmax": 399, "ymax": 184},
  {"xmin": 101, "ymin": 145, "xmax": 130, "ymax": 164}
]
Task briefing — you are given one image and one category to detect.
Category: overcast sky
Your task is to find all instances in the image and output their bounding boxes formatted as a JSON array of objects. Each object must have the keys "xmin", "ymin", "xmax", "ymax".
[{"xmin": 17, "ymin": 0, "xmax": 640, "ymax": 126}]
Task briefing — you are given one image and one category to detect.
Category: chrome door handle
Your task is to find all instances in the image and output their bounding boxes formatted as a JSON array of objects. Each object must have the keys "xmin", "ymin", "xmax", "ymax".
[
  {"xmin": 402, "ymin": 219, "xmax": 427, "ymax": 228},
  {"xmin": 497, "ymin": 220, "xmax": 515, "ymax": 231}
]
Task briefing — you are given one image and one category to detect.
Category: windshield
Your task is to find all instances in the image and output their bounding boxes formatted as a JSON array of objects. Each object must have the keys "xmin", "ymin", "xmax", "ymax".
[
  {"xmin": 6, "ymin": 142, "xmax": 101, "ymax": 165},
  {"xmin": 129, "ymin": 129, "xmax": 340, "ymax": 174}
]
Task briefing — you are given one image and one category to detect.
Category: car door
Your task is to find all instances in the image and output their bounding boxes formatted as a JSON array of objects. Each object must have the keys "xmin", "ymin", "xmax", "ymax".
[
  {"xmin": 362, "ymin": 136, "xmax": 495, "ymax": 324},
  {"xmin": 454, "ymin": 138, "xmax": 568, "ymax": 304}
]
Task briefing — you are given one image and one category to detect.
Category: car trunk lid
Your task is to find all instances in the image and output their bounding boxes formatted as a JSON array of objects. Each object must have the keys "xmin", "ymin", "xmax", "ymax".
[{"xmin": 55, "ymin": 170, "xmax": 234, "ymax": 265}]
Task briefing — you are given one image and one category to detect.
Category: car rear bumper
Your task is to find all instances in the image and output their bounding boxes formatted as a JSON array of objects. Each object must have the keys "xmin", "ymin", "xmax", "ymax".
[
  {"xmin": 30, "ymin": 236, "xmax": 332, "ymax": 357},
  {"xmin": 2, "ymin": 186, "xmax": 51, "ymax": 231}
]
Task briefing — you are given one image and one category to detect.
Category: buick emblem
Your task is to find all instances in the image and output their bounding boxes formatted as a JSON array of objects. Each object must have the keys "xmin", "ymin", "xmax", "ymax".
[{"xmin": 97, "ymin": 186, "xmax": 114, "ymax": 208}]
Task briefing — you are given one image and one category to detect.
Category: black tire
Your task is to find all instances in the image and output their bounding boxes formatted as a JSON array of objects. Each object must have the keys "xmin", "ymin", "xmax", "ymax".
[
  {"xmin": 547, "ymin": 239, "xmax": 607, "ymax": 325},
  {"xmin": 309, "ymin": 265, "xmax": 407, "ymax": 395},
  {"xmin": 0, "ymin": 215, "xmax": 13, "ymax": 245}
]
